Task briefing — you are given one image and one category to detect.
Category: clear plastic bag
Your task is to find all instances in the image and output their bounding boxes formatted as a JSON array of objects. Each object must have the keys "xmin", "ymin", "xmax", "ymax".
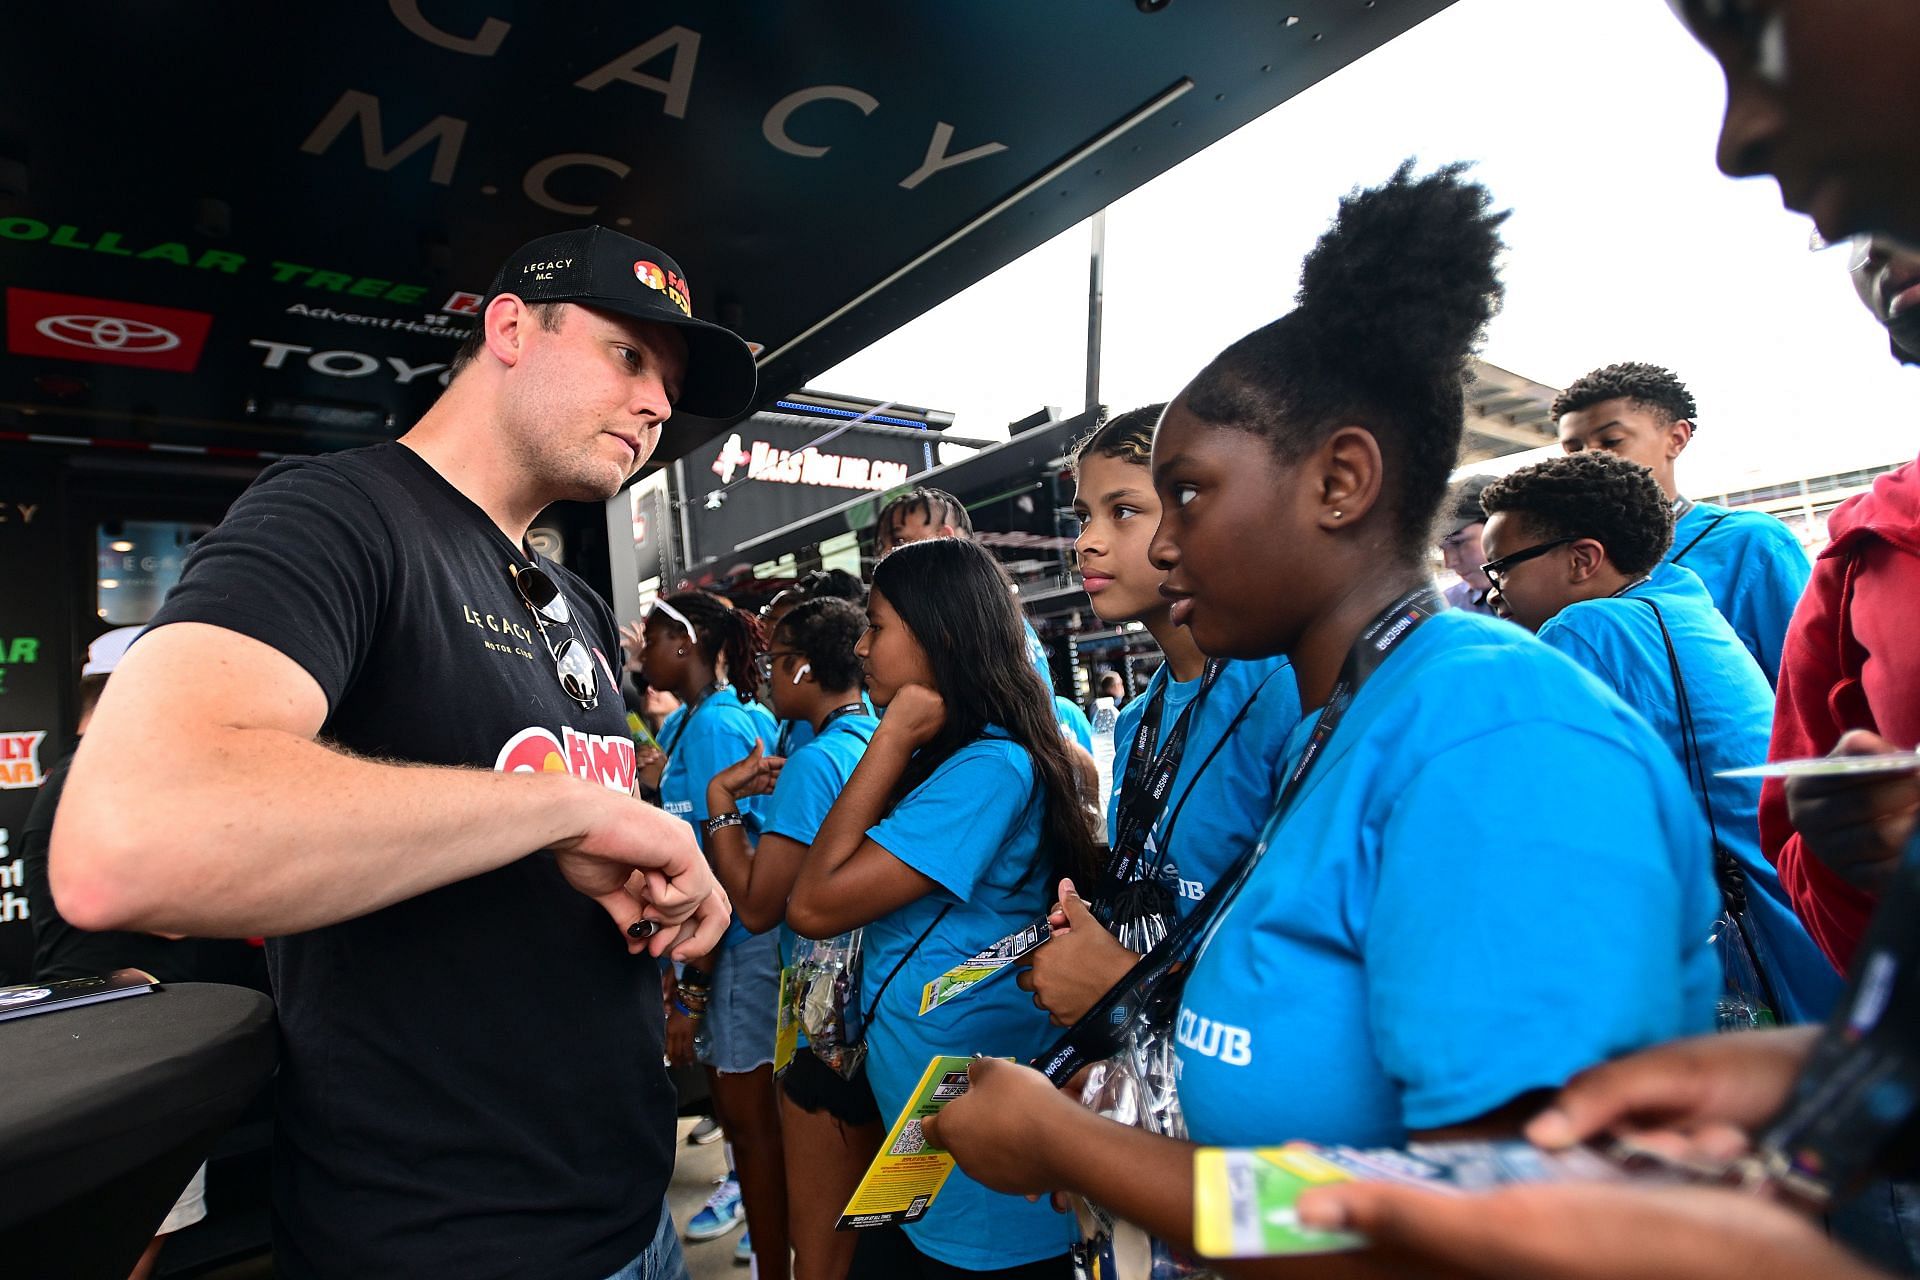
[
  {"xmin": 1069, "ymin": 995, "xmax": 1218, "ymax": 1280},
  {"xmin": 790, "ymin": 928, "xmax": 867, "ymax": 1079}
]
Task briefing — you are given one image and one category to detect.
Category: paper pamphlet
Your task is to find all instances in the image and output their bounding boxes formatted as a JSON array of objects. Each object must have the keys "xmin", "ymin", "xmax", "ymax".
[{"xmin": 838, "ymin": 1055, "xmax": 991, "ymax": 1230}]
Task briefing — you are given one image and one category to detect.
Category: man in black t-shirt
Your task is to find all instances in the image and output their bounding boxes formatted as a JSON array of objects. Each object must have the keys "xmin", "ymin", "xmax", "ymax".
[{"xmin": 48, "ymin": 227, "xmax": 757, "ymax": 1280}]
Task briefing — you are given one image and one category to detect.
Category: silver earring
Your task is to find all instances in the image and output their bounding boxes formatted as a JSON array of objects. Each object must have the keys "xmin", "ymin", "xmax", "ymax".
[
  {"xmin": 1331, "ymin": 510, "xmax": 1343, "ymax": 519},
  {"xmin": 675, "ymin": 647, "xmax": 686, "ymax": 656}
]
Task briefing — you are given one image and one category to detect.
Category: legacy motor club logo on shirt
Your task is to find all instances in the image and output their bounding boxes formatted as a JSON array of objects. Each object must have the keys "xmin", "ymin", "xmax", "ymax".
[{"xmin": 5, "ymin": 288, "xmax": 213, "ymax": 372}]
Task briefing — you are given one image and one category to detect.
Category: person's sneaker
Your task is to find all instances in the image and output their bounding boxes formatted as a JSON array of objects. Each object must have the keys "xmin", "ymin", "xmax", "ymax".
[
  {"xmin": 685, "ymin": 1174, "xmax": 744, "ymax": 1241},
  {"xmin": 687, "ymin": 1115, "xmax": 722, "ymax": 1146},
  {"xmin": 733, "ymin": 1228, "xmax": 752, "ymax": 1265}
]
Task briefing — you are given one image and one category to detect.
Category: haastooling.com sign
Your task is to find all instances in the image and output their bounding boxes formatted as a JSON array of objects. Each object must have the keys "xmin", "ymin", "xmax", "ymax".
[{"xmin": 682, "ymin": 417, "xmax": 933, "ymax": 568}]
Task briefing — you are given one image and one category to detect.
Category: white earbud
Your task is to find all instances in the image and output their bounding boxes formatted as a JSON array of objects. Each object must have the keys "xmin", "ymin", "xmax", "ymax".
[{"xmin": 791, "ymin": 663, "xmax": 812, "ymax": 685}]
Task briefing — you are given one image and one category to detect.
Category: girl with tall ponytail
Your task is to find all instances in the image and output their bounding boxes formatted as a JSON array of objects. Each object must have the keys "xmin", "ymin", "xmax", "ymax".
[
  {"xmin": 921, "ymin": 163, "xmax": 1723, "ymax": 1274},
  {"xmin": 789, "ymin": 537, "xmax": 1096, "ymax": 1279},
  {"xmin": 638, "ymin": 589, "xmax": 786, "ymax": 1274}
]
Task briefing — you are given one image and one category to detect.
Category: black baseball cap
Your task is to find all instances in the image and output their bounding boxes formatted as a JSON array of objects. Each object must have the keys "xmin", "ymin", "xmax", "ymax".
[
  {"xmin": 1443, "ymin": 474, "xmax": 1498, "ymax": 535},
  {"xmin": 482, "ymin": 226, "xmax": 758, "ymax": 419}
]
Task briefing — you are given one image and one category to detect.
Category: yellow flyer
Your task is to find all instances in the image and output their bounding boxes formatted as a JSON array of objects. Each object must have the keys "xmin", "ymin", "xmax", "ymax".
[
  {"xmin": 837, "ymin": 1055, "xmax": 983, "ymax": 1230},
  {"xmin": 773, "ymin": 966, "xmax": 800, "ymax": 1074}
]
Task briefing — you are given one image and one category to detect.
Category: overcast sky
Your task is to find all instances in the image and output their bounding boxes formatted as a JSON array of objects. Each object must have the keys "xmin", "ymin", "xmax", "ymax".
[{"xmin": 818, "ymin": 0, "xmax": 1920, "ymax": 497}]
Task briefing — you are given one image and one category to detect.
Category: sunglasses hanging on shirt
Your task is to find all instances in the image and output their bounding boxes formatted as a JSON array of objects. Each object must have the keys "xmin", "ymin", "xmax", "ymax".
[{"xmin": 511, "ymin": 562, "xmax": 599, "ymax": 710}]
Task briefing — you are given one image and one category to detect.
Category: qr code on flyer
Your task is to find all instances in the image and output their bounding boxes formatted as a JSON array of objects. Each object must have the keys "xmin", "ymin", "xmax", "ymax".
[{"xmin": 890, "ymin": 1119, "xmax": 929, "ymax": 1156}]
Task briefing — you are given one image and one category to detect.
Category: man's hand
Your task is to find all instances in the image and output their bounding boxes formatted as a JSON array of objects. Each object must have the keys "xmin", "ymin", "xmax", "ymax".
[
  {"xmin": 658, "ymin": 881, "xmax": 732, "ymax": 963},
  {"xmin": 1523, "ymin": 1027, "xmax": 1820, "ymax": 1162},
  {"xmin": 919, "ymin": 1058, "xmax": 1077, "ymax": 1198},
  {"xmin": 709, "ymin": 740, "xmax": 784, "ymax": 805},
  {"xmin": 552, "ymin": 786, "xmax": 725, "ymax": 956},
  {"xmin": 880, "ymin": 685, "xmax": 947, "ymax": 751},
  {"xmin": 1017, "ymin": 879, "xmax": 1138, "ymax": 1026},
  {"xmin": 1786, "ymin": 730, "xmax": 1920, "ymax": 895},
  {"xmin": 1293, "ymin": 1179, "xmax": 1888, "ymax": 1280}
]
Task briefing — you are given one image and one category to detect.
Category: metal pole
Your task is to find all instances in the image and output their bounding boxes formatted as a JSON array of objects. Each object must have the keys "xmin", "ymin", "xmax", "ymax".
[{"xmin": 1085, "ymin": 209, "xmax": 1106, "ymax": 415}]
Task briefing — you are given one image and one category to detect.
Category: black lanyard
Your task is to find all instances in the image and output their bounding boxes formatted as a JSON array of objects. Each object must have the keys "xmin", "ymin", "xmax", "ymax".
[
  {"xmin": 1106, "ymin": 659, "xmax": 1224, "ymax": 886},
  {"xmin": 779, "ymin": 702, "xmax": 865, "ymax": 755},
  {"xmin": 660, "ymin": 682, "xmax": 727, "ymax": 759},
  {"xmin": 1034, "ymin": 583, "xmax": 1446, "ymax": 1084}
]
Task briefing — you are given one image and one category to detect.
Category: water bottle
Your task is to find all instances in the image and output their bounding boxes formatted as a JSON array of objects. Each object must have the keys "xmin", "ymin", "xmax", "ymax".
[{"xmin": 1090, "ymin": 696, "xmax": 1119, "ymax": 823}]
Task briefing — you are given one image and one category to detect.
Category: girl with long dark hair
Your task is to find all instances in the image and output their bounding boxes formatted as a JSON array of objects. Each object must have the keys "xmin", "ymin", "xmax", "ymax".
[
  {"xmin": 789, "ymin": 537, "xmax": 1096, "ymax": 1279},
  {"xmin": 920, "ymin": 163, "xmax": 1722, "ymax": 1275},
  {"xmin": 638, "ymin": 589, "xmax": 784, "ymax": 1273}
]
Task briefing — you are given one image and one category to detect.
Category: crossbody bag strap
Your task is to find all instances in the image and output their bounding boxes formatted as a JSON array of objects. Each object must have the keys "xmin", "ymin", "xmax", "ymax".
[
  {"xmin": 1670, "ymin": 511, "xmax": 1732, "ymax": 566},
  {"xmin": 863, "ymin": 903, "xmax": 954, "ymax": 1022},
  {"xmin": 1644, "ymin": 598, "xmax": 1781, "ymax": 1015}
]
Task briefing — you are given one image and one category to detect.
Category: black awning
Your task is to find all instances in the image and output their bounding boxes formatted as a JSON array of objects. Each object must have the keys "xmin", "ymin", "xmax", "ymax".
[{"xmin": 0, "ymin": 2, "xmax": 1454, "ymax": 462}]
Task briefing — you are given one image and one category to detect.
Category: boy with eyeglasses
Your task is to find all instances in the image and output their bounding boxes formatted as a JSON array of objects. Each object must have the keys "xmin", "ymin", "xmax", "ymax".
[{"xmin": 1478, "ymin": 452, "xmax": 1839, "ymax": 1028}]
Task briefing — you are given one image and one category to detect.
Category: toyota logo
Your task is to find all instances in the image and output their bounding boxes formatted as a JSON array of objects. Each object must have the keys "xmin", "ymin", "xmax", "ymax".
[{"xmin": 34, "ymin": 313, "xmax": 182, "ymax": 354}]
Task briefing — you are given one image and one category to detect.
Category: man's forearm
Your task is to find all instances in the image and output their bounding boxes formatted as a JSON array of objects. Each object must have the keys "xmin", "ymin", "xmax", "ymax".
[{"xmin": 52, "ymin": 725, "xmax": 619, "ymax": 937}]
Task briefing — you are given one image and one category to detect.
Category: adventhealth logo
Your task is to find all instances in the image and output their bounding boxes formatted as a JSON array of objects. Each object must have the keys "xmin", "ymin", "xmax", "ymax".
[{"xmin": 1176, "ymin": 1007, "xmax": 1252, "ymax": 1067}]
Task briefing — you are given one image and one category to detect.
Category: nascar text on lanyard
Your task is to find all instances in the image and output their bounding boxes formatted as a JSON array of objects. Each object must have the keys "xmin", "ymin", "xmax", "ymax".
[
  {"xmin": 1104, "ymin": 658, "xmax": 1225, "ymax": 892},
  {"xmin": 1034, "ymin": 584, "xmax": 1445, "ymax": 1085}
]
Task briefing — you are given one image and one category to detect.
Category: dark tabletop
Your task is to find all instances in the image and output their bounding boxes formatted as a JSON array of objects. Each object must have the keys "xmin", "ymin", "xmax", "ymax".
[{"xmin": 0, "ymin": 982, "xmax": 276, "ymax": 1231}]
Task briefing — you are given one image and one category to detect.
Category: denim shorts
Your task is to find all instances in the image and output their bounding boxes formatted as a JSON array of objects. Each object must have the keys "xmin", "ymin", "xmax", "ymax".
[{"xmin": 697, "ymin": 927, "xmax": 780, "ymax": 1074}]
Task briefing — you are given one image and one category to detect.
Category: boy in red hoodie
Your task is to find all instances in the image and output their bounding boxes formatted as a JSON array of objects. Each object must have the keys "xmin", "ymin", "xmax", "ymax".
[{"xmin": 1761, "ymin": 235, "xmax": 1920, "ymax": 972}]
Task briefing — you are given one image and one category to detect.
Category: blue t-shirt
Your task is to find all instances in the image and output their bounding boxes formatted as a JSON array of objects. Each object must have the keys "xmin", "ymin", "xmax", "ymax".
[
  {"xmin": 777, "ymin": 695, "xmax": 871, "ymax": 758},
  {"xmin": 861, "ymin": 729, "xmax": 1076, "ymax": 1269},
  {"xmin": 1537, "ymin": 563, "xmax": 1841, "ymax": 1025},
  {"xmin": 1176, "ymin": 612, "xmax": 1722, "ymax": 1150},
  {"xmin": 1105, "ymin": 657, "xmax": 1301, "ymax": 913},
  {"xmin": 775, "ymin": 717, "xmax": 814, "ymax": 758},
  {"xmin": 659, "ymin": 687, "xmax": 780, "ymax": 947},
  {"xmin": 1023, "ymin": 616, "xmax": 1052, "ymax": 688},
  {"xmin": 1667, "ymin": 501, "xmax": 1809, "ymax": 685},
  {"xmin": 760, "ymin": 713, "xmax": 878, "ymax": 1035},
  {"xmin": 1053, "ymin": 696, "xmax": 1094, "ymax": 751}
]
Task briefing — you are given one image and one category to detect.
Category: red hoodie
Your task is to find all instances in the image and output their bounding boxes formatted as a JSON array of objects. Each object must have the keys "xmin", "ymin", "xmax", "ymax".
[{"xmin": 1763, "ymin": 454, "xmax": 1920, "ymax": 971}]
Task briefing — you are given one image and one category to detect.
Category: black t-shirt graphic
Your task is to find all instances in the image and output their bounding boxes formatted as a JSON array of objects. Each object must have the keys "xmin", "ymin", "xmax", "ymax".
[{"xmin": 147, "ymin": 443, "xmax": 672, "ymax": 1280}]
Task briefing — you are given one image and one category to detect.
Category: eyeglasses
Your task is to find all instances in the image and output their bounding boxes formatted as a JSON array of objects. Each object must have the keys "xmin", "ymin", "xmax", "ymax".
[
  {"xmin": 1479, "ymin": 537, "xmax": 1578, "ymax": 594},
  {"xmin": 754, "ymin": 650, "xmax": 803, "ymax": 683},
  {"xmin": 511, "ymin": 563, "xmax": 598, "ymax": 709}
]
